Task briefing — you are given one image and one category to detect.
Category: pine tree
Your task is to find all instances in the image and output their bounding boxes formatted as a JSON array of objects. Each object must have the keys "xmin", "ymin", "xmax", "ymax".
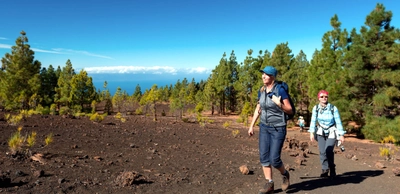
[
  {"xmin": 146, "ymin": 84, "xmax": 160, "ymax": 121},
  {"xmin": 270, "ymin": 42, "xmax": 294, "ymax": 81},
  {"xmin": 235, "ymin": 49, "xmax": 259, "ymax": 113},
  {"xmin": 345, "ymin": 4, "xmax": 400, "ymax": 131},
  {"xmin": 159, "ymin": 85, "xmax": 170, "ymax": 102},
  {"xmin": 169, "ymin": 79, "xmax": 186, "ymax": 118},
  {"xmin": 132, "ymin": 84, "xmax": 142, "ymax": 102},
  {"xmin": 55, "ymin": 59, "xmax": 75, "ymax": 108},
  {"xmin": 186, "ymin": 78, "xmax": 197, "ymax": 105},
  {"xmin": 307, "ymin": 15, "xmax": 350, "ymax": 122},
  {"xmin": 39, "ymin": 65, "xmax": 58, "ymax": 106},
  {"xmin": 213, "ymin": 52, "xmax": 229, "ymax": 115},
  {"xmin": 202, "ymin": 76, "xmax": 217, "ymax": 115},
  {"xmin": 104, "ymin": 90, "xmax": 113, "ymax": 115},
  {"xmin": 69, "ymin": 69, "xmax": 96, "ymax": 110},
  {"xmin": 0, "ymin": 31, "xmax": 41, "ymax": 110},
  {"xmin": 291, "ymin": 51, "xmax": 311, "ymax": 117},
  {"xmin": 112, "ymin": 87, "xmax": 125, "ymax": 113},
  {"xmin": 227, "ymin": 51, "xmax": 239, "ymax": 112}
]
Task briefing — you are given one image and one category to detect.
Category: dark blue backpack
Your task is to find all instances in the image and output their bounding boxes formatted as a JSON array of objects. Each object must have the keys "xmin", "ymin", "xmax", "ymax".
[{"xmin": 273, "ymin": 81, "xmax": 296, "ymax": 120}]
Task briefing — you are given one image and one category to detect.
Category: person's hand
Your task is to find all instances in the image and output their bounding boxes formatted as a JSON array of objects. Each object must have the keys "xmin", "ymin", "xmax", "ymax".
[
  {"xmin": 310, "ymin": 133, "xmax": 315, "ymax": 142},
  {"xmin": 271, "ymin": 95, "xmax": 281, "ymax": 107},
  {"xmin": 248, "ymin": 127, "xmax": 254, "ymax": 136},
  {"xmin": 339, "ymin": 135, "xmax": 344, "ymax": 143}
]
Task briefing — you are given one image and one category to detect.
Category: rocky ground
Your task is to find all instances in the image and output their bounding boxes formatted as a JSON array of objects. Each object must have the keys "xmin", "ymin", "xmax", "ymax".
[{"xmin": 0, "ymin": 107, "xmax": 399, "ymax": 194}]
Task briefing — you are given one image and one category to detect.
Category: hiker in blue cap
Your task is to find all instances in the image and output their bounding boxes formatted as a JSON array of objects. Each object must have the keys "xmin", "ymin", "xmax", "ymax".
[{"xmin": 248, "ymin": 66, "xmax": 293, "ymax": 194}]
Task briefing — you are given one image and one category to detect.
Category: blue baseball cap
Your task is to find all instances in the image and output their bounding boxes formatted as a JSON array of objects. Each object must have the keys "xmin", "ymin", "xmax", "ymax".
[{"xmin": 259, "ymin": 66, "xmax": 278, "ymax": 77}]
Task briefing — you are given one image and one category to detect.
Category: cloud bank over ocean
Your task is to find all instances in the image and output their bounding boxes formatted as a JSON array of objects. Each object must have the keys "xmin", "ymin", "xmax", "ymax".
[
  {"xmin": 83, "ymin": 66, "xmax": 212, "ymax": 75},
  {"xmin": 87, "ymin": 66, "xmax": 211, "ymax": 94}
]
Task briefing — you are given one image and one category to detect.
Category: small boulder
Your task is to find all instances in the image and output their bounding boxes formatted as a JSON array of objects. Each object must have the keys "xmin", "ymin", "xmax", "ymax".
[
  {"xmin": 295, "ymin": 156, "xmax": 306, "ymax": 166},
  {"xmin": 33, "ymin": 170, "xmax": 44, "ymax": 178},
  {"xmin": 93, "ymin": 156, "xmax": 103, "ymax": 161},
  {"xmin": 289, "ymin": 151, "xmax": 299, "ymax": 157},
  {"xmin": 375, "ymin": 162, "xmax": 386, "ymax": 169},
  {"xmin": 392, "ymin": 167, "xmax": 400, "ymax": 176},
  {"xmin": 114, "ymin": 171, "xmax": 140, "ymax": 187},
  {"xmin": 239, "ymin": 165, "xmax": 249, "ymax": 175}
]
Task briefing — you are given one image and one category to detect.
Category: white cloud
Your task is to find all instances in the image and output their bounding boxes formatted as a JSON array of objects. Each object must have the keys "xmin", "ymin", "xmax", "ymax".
[
  {"xmin": 1, "ymin": 45, "xmax": 112, "ymax": 59},
  {"xmin": 0, "ymin": 44, "xmax": 63, "ymax": 54},
  {"xmin": 185, "ymin": 67, "xmax": 210, "ymax": 74},
  {"xmin": 84, "ymin": 66, "xmax": 212, "ymax": 75},
  {"xmin": 31, "ymin": 48, "xmax": 62, "ymax": 54},
  {"xmin": 0, "ymin": 37, "xmax": 7, "ymax": 40},
  {"xmin": 0, "ymin": 43, "xmax": 12, "ymax": 49},
  {"xmin": 53, "ymin": 48, "xmax": 113, "ymax": 59}
]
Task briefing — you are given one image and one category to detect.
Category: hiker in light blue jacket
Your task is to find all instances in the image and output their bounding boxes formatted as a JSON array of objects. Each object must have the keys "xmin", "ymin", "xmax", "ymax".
[{"xmin": 308, "ymin": 90, "xmax": 346, "ymax": 178}]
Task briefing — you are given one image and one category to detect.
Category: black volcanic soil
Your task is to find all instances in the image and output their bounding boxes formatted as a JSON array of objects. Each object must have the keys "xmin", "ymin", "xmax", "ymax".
[{"xmin": 0, "ymin": 105, "xmax": 399, "ymax": 194}]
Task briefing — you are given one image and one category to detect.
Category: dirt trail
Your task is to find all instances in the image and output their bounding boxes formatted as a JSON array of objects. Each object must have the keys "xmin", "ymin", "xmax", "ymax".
[
  {"xmin": 0, "ymin": 112, "xmax": 399, "ymax": 194},
  {"xmin": 234, "ymin": 130, "xmax": 400, "ymax": 194}
]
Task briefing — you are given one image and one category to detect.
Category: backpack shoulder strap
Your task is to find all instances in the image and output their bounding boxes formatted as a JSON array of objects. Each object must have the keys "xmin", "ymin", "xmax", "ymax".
[
  {"xmin": 273, "ymin": 81, "xmax": 288, "ymax": 96},
  {"xmin": 273, "ymin": 82, "xmax": 281, "ymax": 95}
]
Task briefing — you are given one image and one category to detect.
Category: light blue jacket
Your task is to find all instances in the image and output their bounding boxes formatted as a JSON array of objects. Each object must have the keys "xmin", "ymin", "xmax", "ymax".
[{"xmin": 308, "ymin": 103, "xmax": 346, "ymax": 138}]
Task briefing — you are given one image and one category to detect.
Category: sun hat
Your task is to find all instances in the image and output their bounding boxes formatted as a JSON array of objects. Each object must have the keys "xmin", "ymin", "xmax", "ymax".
[
  {"xmin": 259, "ymin": 66, "xmax": 278, "ymax": 77},
  {"xmin": 318, "ymin": 90, "xmax": 329, "ymax": 98}
]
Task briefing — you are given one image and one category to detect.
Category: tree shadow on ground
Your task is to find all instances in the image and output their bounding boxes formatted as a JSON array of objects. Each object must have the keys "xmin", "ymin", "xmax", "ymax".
[{"xmin": 285, "ymin": 170, "xmax": 384, "ymax": 193}]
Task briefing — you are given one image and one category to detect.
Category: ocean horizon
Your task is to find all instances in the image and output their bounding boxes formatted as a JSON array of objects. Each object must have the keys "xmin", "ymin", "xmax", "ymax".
[{"xmin": 89, "ymin": 73, "xmax": 209, "ymax": 95}]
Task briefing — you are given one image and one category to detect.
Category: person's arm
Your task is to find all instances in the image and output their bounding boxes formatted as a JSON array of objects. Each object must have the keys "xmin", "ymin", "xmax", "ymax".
[
  {"xmin": 248, "ymin": 103, "xmax": 261, "ymax": 136},
  {"xmin": 333, "ymin": 106, "xmax": 345, "ymax": 142},
  {"xmin": 308, "ymin": 106, "xmax": 317, "ymax": 141},
  {"xmin": 281, "ymin": 98, "xmax": 292, "ymax": 115}
]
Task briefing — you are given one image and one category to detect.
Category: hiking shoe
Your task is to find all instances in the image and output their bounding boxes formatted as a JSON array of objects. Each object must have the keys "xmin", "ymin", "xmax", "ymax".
[
  {"xmin": 330, "ymin": 168, "xmax": 336, "ymax": 178},
  {"xmin": 281, "ymin": 170, "xmax": 290, "ymax": 191},
  {"xmin": 320, "ymin": 169, "xmax": 329, "ymax": 178},
  {"xmin": 259, "ymin": 180, "xmax": 274, "ymax": 194}
]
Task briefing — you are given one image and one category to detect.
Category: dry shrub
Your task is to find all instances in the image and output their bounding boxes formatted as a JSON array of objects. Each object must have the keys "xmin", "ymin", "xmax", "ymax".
[{"xmin": 232, "ymin": 129, "xmax": 240, "ymax": 138}]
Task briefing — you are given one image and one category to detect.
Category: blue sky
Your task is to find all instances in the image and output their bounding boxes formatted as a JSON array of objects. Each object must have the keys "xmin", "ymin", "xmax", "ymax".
[{"xmin": 1, "ymin": 0, "xmax": 400, "ymax": 76}]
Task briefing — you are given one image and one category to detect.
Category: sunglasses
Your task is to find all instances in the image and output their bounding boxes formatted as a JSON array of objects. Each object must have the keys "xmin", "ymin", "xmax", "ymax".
[{"xmin": 319, "ymin": 96, "xmax": 328, "ymax": 99}]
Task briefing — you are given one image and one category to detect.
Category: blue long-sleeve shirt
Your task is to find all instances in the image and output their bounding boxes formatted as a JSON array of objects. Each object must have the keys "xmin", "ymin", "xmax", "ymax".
[{"xmin": 308, "ymin": 103, "xmax": 346, "ymax": 136}]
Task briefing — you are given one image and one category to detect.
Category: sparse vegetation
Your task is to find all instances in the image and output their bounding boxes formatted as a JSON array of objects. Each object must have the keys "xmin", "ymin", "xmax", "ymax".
[
  {"xmin": 59, "ymin": 106, "xmax": 71, "ymax": 115},
  {"xmin": 207, "ymin": 119, "xmax": 215, "ymax": 124},
  {"xmin": 5, "ymin": 114, "xmax": 23, "ymax": 126},
  {"xmin": 45, "ymin": 133, "xmax": 53, "ymax": 146},
  {"xmin": 37, "ymin": 105, "xmax": 50, "ymax": 115},
  {"xmin": 135, "ymin": 106, "xmax": 143, "ymax": 115},
  {"xmin": 90, "ymin": 113, "xmax": 105, "ymax": 122},
  {"xmin": 114, "ymin": 112, "xmax": 126, "ymax": 123},
  {"xmin": 223, "ymin": 121, "xmax": 231, "ymax": 129},
  {"xmin": 381, "ymin": 135, "xmax": 396, "ymax": 144},
  {"xmin": 8, "ymin": 127, "xmax": 41, "ymax": 156},
  {"xmin": 8, "ymin": 130, "xmax": 23, "ymax": 154},
  {"xmin": 26, "ymin": 131, "xmax": 37, "ymax": 148},
  {"xmin": 232, "ymin": 129, "xmax": 240, "ymax": 138},
  {"xmin": 50, "ymin": 104, "xmax": 57, "ymax": 115},
  {"xmin": 239, "ymin": 102, "xmax": 251, "ymax": 127},
  {"xmin": 379, "ymin": 135, "xmax": 398, "ymax": 161},
  {"xmin": 181, "ymin": 117, "xmax": 189, "ymax": 123}
]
